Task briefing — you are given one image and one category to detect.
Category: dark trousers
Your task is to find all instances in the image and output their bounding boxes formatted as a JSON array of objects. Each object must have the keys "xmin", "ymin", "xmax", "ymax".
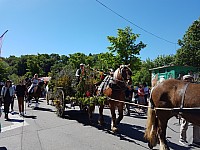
[
  {"xmin": 4, "ymin": 98, "xmax": 11, "ymax": 118},
  {"xmin": 144, "ymin": 94, "xmax": 148, "ymax": 106},
  {"xmin": 10, "ymin": 97, "xmax": 14, "ymax": 111}
]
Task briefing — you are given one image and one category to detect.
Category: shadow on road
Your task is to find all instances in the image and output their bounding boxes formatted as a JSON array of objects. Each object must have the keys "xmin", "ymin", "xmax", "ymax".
[
  {"xmin": 60, "ymin": 109, "xmax": 191, "ymax": 150},
  {"xmin": 167, "ymin": 140, "xmax": 194, "ymax": 150},
  {"xmin": 33, "ymin": 107, "xmax": 55, "ymax": 112},
  {"xmin": 23, "ymin": 115, "xmax": 37, "ymax": 119},
  {"xmin": 62, "ymin": 109, "xmax": 149, "ymax": 148},
  {"xmin": 0, "ymin": 147, "xmax": 7, "ymax": 150}
]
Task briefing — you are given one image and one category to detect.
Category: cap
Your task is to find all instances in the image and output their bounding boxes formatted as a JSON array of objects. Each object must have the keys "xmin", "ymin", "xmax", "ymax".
[
  {"xmin": 110, "ymin": 69, "xmax": 114, "ymax": 72},
  {"xmin": 183, "ymin": 75, "xmax": 193, "ymax": 80},
  {"xmin": 80, "ymin": 63, "xmax": 84, "ymax": 66}
]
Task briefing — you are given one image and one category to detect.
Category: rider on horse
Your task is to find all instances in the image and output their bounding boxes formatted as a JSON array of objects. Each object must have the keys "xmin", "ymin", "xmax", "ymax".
[{"xmin": 28, "ymin": 73, "xmax": 40, "ymax": 94}]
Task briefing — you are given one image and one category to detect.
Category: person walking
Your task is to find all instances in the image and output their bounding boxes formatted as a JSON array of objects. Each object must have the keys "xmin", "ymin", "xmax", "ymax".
[
  {"xmin": 1, "ymin": 80, "xmax": 15, "ymax": 120},
  {"xmin": 15, "ymin": 80, "xmax": 26, "ymax": 116},
  {"xmin": 179, "ymin": 75, "xmax": 200, "ymax": 147},
  {"xmin": 10, "ymin": 82, "xmax": 16, "ymax": 114},
  {"xmin": 143, "ymin": 82, "xmax": 149, "ymax": 106},
  {"xmin": 137, "ymin": 83, "xmax": 145, "ymax": 112}
]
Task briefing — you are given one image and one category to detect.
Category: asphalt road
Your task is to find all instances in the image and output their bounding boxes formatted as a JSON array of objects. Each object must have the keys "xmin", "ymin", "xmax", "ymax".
[{"xmin": 0, "ymin": 98, "xmax": 199, "ymax": 150}]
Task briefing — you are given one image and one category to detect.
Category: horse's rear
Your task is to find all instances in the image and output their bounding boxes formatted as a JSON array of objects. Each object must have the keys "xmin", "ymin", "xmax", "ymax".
[{"xmin": 145, "ymin": 79, "xmax": 200, "ymax": 150}]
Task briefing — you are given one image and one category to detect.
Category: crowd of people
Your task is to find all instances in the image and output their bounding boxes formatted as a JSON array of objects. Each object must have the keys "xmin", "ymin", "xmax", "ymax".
[{"xmin": 0, "ymin": 74, "xmax": 47, "ymax": 121}]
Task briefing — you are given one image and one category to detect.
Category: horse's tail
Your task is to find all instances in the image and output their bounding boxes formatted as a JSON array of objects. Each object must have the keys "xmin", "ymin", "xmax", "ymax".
[{"xmin": 144, "ymin": 104, "xmax": 158, "ymax": 148}]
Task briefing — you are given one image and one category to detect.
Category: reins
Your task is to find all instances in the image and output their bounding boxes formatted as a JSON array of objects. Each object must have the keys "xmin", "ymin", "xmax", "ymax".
[{"xmin": 106, "ymin": 96, "xmax": 200, "ymax": 111}]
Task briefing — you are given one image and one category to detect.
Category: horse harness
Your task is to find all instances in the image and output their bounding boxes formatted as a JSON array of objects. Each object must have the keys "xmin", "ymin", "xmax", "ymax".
[{"xmin": 180, "ymin": 82, "xmax": 190, "ymax": 109}]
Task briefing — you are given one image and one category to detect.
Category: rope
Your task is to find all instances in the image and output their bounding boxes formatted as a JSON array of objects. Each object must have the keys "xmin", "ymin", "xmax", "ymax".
[{"xmin": 106, "ymin": 97, "xmax": 200, "ymax": 111}]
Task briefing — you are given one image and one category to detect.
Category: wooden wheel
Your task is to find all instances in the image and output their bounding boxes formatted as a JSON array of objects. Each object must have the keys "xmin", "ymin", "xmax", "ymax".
[{"xmin": 56, "ymin": 88, "xmax": 65, "ymax": 117}]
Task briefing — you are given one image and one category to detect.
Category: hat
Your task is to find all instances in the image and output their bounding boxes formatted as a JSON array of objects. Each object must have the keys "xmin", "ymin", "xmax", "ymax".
[
  {"xmin": 6, "ymin": 80, "xmax": 12, "ymax": 83},
  {"xmin": 80, "ymin": 63, "xmax": 84, "ymax": 66},
  {"xmin": 183, "ymin": 75, "xmax": 193, "ymax": 80}
]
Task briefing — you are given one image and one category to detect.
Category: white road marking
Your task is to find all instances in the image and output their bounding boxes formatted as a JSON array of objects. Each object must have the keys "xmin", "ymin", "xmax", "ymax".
[{"xmin": 1, "ymin": 115, "xmax": 29, "ymax": 133}]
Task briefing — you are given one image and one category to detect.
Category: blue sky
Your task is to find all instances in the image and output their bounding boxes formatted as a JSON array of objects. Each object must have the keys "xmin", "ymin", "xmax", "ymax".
[{"xmin": 0, "ymin": 0, "xmax": 199, "ymax": 60}]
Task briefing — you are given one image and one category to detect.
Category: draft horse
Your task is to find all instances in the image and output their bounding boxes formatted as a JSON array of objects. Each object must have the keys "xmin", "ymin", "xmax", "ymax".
[
  {"xmin": 25, "ymin": 78, "xmax": 44, "ymax": 108},
  {"xmin": 97, "ymin": 65, "xmax": 132, "ymax": 132},
  {"xmin": 145, "ymin": 78, "xmax": 200, "ymax": 150}
]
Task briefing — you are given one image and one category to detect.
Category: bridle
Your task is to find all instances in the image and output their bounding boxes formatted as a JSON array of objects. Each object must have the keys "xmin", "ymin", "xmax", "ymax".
[{"xmin": 113, "ymin": 65, "xmax": 132, "ymax": 89}]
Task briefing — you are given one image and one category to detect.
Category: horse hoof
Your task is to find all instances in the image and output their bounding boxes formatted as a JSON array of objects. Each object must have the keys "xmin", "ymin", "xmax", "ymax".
[
  {"xmin": 111, "ymin": 127, "xmax": 118, "ymax": 133},
  {"xmin": 98, "ymin": 120, "xmax": 104, "ymax": 126},
  {"xmin": 89, "ymin": 120, "xmax": 94, "ymax": 125},
  {"xmin": 148, "ymin": 142, "xmax": 153, "ymax": 149}
]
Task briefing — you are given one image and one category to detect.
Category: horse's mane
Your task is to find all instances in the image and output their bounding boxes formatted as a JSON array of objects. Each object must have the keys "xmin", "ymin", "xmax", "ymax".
[{"xmin": 113, "ymin": 68, "xmax": 120, "ymax": 80}]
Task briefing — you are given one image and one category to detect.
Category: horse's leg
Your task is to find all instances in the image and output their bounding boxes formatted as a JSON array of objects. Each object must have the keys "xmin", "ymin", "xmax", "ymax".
[
  {"xmin": 116, "ymin": 103, "xmax": 124, "ymax": 125},
  {"xmin": 35, "ymin": 97, "xmax": 39, "ymax": 108},
  {"xmin": 88, "ymin": 105, "xmax": 95, "ymax": 124},
  {"xmin": 27, "ymin": 95, "xmax": 32, "ymax": 107},
  {"xmin": 157, "ymin": 112, "xmax": 170, "ymax": 150},
  {"xmin": 110, "ymin": 103, "xmax": 118, "ymax": 132},
  {"xmin": 98, "ymin": 104, "xmax": 104, "ymax": 126}
]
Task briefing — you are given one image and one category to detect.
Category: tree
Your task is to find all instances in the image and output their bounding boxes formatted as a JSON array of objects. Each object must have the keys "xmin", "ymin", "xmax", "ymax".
[
  {"xmin": 153, "ymin": 55, "xmax": 175, "ymax": 67},
  {"xmin": 132, "ymin": 58, "xmax": 154, "ymax": 86},
  {"xmin": 175, "ymin": 18, "xmax": 200, "ymax": 67},
  {"xmin": 0, "ymin": 58, "xmax": 10, "ymax": 81},
  {"xmin": 68, "ymin": 53, "xmax": 87, "ymax": 69},
  {"xmin": 107, "ymin": 26, "xmax": 146, "ymax": 70}
]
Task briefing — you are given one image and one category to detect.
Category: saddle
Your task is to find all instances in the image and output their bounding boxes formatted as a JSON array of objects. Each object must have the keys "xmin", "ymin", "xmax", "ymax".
[
  {"xmin": 29, "ymin": 85, "xmax": 38, "ymax": 94},
  {"xmin": 33, "ymin": 86, "xmax": 38, "ymax": 93}
]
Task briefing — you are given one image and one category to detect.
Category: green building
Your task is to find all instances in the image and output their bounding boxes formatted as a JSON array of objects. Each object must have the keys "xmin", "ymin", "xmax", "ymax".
[{"xmin": 149, "ymin": 65, "xmax": 199, "ymax": 81}]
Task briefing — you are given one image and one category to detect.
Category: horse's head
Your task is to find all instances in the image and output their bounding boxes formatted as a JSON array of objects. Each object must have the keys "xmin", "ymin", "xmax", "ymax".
[{"xmin": 113, "ymin": 64, "xmax": 132, "ymax": 85}]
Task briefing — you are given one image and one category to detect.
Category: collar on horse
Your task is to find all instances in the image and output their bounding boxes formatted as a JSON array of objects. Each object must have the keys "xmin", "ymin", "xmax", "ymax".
[{"xmin": 180, "ymin": 82, "xmax": 190, "ymax": 109}]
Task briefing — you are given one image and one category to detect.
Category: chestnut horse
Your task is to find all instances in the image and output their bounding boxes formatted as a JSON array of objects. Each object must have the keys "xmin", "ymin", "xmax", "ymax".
[
  {"xmin": 145, "ymin": 78, "xmax": 200, "ymax": 150},
  {"xmin": 97, "ymin": 65, "xmax": 132, "ymax": 132}
]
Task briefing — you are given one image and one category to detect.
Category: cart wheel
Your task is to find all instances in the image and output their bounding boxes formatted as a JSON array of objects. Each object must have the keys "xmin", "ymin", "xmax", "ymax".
[{"xmin": 56, "ymin": 88, "xmax": 65, "ymax": 117}]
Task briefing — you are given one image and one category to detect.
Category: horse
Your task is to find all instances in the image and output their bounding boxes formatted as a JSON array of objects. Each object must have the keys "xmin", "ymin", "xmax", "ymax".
[
  {"xmin": 96, "ymin": 64, "xmax": 132, "ymax": 132},
  {"xmin": 144, "ymin": 78, "xmax": 200, "ymax": 150},
  {"xmin": 25, "ymin": 78, "xmax": 44, "ymax": 108}
]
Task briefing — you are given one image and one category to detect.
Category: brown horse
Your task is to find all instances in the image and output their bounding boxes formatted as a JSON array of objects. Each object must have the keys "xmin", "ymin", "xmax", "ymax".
[
  {"xmin": 97, "ymin": 65, "xmax": 132, "ymax": 132},
  {"xmin": 144, "ymin": 78, "xmax": 200, "ymax": 150}
]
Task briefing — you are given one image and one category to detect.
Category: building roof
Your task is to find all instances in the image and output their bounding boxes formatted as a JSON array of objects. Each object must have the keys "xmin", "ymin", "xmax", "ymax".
[{"xmin": 149, "ymin": 65, "xmax": 198, "ymax": 71}]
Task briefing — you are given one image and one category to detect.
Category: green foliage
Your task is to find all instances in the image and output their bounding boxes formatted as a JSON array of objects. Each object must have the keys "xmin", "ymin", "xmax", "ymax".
[
  {"xmin": 153, "ymin": 55, "xmax": 175, "ymax": 67},
  {"xmin": 107, "ymin": 26, "xmax": 146, "ymax": 70},
  {"xmin": 175, "ymin": 18, "xmax": 200, "ymax": 67},
  {"xmin": 0, "ymin": 58, "xmax": 9, "ymax": 81}
]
